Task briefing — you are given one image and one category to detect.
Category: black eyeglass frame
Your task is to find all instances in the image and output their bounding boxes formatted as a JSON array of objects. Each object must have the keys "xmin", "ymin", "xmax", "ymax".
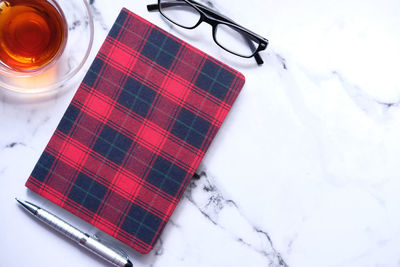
[{"xmin": 147, "ymin": 0, "xmax": 269, "ymax": 65}]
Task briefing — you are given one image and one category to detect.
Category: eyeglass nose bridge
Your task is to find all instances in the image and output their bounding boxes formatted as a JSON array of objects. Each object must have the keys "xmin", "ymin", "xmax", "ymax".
[
  {"xmin": 194, "ymin": 14, "xmax": 228, "ymax": 49},
  {"xmin": 193, "ymin": 11, "xmax": 220, "ymax": 29},
  {"xmin": 194, "ymin": 12, "xmax": 228, "ymax": 43}
]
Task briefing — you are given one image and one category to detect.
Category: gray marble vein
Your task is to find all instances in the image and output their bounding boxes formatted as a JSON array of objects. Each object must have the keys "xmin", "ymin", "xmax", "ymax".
[{"xmin": 184, "ymin": 172, "xmax": 289, "ymax": 267}]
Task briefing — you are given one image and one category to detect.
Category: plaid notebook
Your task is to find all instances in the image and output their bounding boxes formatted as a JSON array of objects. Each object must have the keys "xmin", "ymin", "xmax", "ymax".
[{"xmin": 26, "ymin": 8, "xmax": 245, "ymax": 254}]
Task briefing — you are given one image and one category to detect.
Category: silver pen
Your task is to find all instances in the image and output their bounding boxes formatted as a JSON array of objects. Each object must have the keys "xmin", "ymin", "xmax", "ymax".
[{"xmin": 16, "ymin": 198, "xmax": 133, "ymax": 267}]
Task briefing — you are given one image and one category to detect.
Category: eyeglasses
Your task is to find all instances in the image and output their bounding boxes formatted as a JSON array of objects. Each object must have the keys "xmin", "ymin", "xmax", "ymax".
[{"xmin": 147, "ymin": 0, "xmax": 269, "ymax": 65}]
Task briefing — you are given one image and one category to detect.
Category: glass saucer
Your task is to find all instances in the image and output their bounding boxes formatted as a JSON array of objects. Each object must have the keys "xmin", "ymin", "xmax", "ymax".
[{"xmin": 0, "ymin": 0, "xmax": 94, "ymax": 94}]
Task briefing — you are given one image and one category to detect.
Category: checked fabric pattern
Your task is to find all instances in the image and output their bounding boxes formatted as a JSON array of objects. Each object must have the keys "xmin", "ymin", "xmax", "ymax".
[{"xmin": 26, "ymin": 8, "xmax": 245, "ymax": 254}]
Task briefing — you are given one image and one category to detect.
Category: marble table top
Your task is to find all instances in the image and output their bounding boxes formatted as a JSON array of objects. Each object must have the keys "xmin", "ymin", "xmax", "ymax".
[{"xmin": 1, "ymin": 0, "xmax": 399, "ymax": 266}]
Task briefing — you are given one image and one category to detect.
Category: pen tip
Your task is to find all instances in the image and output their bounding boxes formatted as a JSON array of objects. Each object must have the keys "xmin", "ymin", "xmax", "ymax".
[{"xmin": 15, "ymin": 198, "xmax": 38, "ymax": 215}]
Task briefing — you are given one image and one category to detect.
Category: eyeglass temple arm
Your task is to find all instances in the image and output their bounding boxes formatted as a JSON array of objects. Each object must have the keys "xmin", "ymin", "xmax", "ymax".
[
  {"xmin": 147, "ymin": 4, "xmax": 159, "ymax": 11},
  {"xmin": 147, "ymin": 3, "xmax": 264, "ymax": 65},
  {"xmin": 245, "ymin": 39, "xmax": 263, "ymax": 65}
]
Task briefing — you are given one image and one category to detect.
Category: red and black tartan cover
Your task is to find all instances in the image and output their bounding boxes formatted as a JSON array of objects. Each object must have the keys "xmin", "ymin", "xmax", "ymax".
[{"xmin": 25, "ymin": 8, "xmax": 245, "ymax": 254}]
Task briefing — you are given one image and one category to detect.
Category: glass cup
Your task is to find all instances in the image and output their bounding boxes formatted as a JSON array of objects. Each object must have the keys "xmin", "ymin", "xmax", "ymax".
[{"xmin": 0, "ymin": 0, "xmax": 94, "ymax": 94}]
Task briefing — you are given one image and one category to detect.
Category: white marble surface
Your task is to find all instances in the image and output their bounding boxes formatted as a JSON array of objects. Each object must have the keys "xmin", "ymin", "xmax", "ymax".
[{"xmin": 1, "ymin": 0, "xmax": 400, "ymax": 266}]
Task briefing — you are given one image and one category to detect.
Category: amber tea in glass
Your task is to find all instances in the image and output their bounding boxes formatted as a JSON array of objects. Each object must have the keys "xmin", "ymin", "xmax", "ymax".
[{"xmin": 0, "ymin": 0, "xmax": 67, "ymax": 72}]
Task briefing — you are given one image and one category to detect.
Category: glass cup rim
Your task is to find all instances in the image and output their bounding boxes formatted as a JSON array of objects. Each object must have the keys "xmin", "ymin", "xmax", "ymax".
[{"xmin": 0, "ymin": 0, "xmax": 94, "ymax": 94}]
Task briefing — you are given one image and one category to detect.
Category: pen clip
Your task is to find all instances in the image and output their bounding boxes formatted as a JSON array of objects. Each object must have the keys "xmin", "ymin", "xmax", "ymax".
[{"xmin": 93, "ymin": 233, "xmax": 129, "ymax": 260}]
